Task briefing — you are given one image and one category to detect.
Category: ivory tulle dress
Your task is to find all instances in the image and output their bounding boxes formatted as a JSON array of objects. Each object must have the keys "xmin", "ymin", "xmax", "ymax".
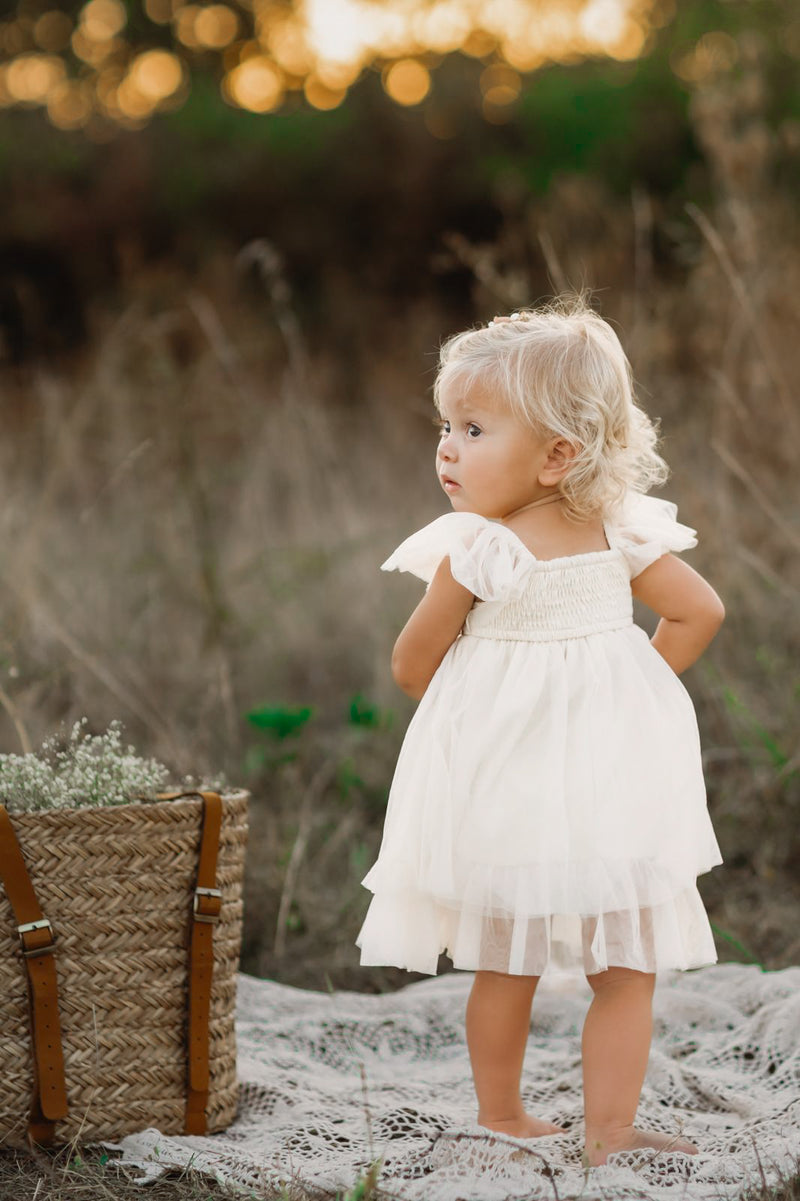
[{"xmin": 356, "ymin": 489, "xmax": 724, "ymax": 978}]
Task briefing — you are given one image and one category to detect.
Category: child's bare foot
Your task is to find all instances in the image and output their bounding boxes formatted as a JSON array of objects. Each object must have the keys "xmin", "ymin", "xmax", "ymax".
[
  {"xmin": 479, "ymin": 1112, "xmax": 566, "ymax": 1139},
  {"xmin": 584, "ymin": 1125, "xmax": 698, "ymax": 1166}
]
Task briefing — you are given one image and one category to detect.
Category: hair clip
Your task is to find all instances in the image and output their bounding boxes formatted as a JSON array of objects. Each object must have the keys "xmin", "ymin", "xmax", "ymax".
[{"xmin": 488, "ymin": 312, "xmax": 524, "ymax": 326}]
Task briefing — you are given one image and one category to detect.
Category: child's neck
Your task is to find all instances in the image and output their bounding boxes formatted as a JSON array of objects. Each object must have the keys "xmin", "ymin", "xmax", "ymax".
[{"xmin": 502, "ymin": 494, "xmax": 564, "ymax": 522}]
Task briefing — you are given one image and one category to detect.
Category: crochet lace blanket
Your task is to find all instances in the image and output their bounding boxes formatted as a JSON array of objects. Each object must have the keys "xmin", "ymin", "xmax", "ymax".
[{"xmin": 102, "ymin": 964, "xmax": 800, "ymax": 1199}]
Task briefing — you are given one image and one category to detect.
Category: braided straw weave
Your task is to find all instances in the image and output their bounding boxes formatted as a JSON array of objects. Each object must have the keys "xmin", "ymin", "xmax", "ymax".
[{"xmin": 0, "ymin": 790, "xmax": 249, "ymax": 1148}]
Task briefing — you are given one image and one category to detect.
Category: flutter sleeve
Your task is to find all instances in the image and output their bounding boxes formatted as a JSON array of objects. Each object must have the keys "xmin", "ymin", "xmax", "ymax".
[
  {"xmin": 606, "ymin": 490, "xmax": 698, "ymax": 580},
  {"xmin": 380, "ymin": 512, "xmax": 536, "ymax": 603}
]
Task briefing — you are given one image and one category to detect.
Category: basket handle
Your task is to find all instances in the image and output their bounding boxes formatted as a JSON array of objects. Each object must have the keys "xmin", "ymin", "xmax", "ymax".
[
  {"xmin": 0, "ymin": 804, "xmax": 69, "ymax": 1147},
  {"xmin": 156, "ymin": 790, "xmax": 224, "ymax": 1136}
]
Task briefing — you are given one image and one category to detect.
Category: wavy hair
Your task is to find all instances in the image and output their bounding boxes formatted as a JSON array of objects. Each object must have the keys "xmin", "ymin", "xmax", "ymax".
[{"xmin": 433, "ymin": 293, "xmax": 670, "ymax": 523}]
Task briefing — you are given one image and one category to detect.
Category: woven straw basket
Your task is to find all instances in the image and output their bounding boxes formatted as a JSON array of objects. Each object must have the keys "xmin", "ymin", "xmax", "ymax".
[{"xmin": 0, "ymin": 789, "xmax": 249, "ymax": 1149}]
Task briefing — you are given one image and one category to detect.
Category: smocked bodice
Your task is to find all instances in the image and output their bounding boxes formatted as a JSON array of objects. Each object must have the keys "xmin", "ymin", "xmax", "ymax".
[
  {"xmin": 379, "ymin": 492, "xmax": 699, "ymax": 642},
  {"xmin": 463, "ymin": 549, "xmax": 634, "ymax": 642}
]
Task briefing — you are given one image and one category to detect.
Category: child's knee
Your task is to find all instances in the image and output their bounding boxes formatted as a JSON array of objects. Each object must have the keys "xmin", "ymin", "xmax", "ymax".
[
  {"xmin": 585, "ymin": 966, "xmax": 656, "ymax": 996},
  {"xmin": 476, "ymin": 968, "xmax": 541, "ymax": 984},
  {"xmin": 473, "ymin": 969, "xmax": 541, "ymax": 995}
]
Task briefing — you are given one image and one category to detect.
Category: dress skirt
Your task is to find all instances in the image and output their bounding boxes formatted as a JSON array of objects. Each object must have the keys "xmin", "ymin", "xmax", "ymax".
[{"xmin": 356, "ymin": 499, "xmax": 724, "ymax": 978}]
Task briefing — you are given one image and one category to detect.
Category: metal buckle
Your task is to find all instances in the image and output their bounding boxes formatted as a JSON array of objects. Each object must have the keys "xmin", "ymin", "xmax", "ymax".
[
  {"xmin": 18, "ymin": 918, "xmax": 56, "ymax": 958},
  {"xmin": 193, "ymin": 887, "xmax": 222, "ymax": 924}
]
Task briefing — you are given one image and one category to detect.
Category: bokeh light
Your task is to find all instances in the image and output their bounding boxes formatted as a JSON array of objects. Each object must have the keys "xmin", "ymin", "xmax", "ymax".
[
  {"xmin": 174, "ymin": 5, "xmax": 202, "ymax": 50},
  {"xmin": 304, "ymin": 75, "xmax": 347, "ymax": 110},
  {"xmin": 46, "ymin": 78, "xmax": 92, "ymax": 128},
  {"xmin": 671, "ymin": 30, "xmax": 739, "ymax": 83},
  {"xmin": 143, "ymin": 0, "xmax": 173, "ymax": 24},
  {"xmin": 262, "ymin": 16, "xmax": 314, "ymax": 76},
  {"xmin": 0, "ymin": 0, "xmax": 669, "ymax": 129},
  {"xmin": 194, "ymin": 5, "xmax": 239, "ymax": 50},
  {"xmin": 412, "ymin": 4, "xmax": 470, "ymax": 53},
  {"xmin": 611, "ymin": 19, "xmax": 647, "ymax": 59},
  {"xmin": 80, "ymin": 0, "xmax": 126, "ymax": 42},
  {"xmin": 6, "ymin": 53, "xmax": 64, "ymax": 103},
  {"xmin": 226, "ymin": 55, "xmax": 284, "ymax": 112},
  {"xmin": 383, "ymin": 59, "xmax": 431, "ymax": 106},
  {"xmin": 116, "ymin": 75, "xmax": 154, "ymax": 119},
  {"xmin": 33, "ymin": 11, "xmax": 73, "ymax": 53},
  {"xmin": 129, "ymin": 49, "xmax": 184, "ymax": 101},
  {"xmin": 480, "ymin": 63, "xmax": 522, "ymax": 106},
  {"xmin": 71, "ymin": 26, "xmax": 120, "ymax": 66},
  {"xmin": 579, "ymin": 0, "xmax": 627, "ymax": 44}
]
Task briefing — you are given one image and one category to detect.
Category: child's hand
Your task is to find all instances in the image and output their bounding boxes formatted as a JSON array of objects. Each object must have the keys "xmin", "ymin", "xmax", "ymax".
[{"xmin": 632, "ymin": 554, "xmax": 725, "ymax": 675}]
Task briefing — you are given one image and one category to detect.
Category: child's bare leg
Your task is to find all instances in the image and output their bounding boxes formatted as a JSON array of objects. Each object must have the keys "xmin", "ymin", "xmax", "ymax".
[
  {"xmin": 466, "ymin": 970, "xmax": 566, "ymax": 1138},
  {"xmin": 582, "ymin": 966, "xmax": 698, "ymax": 1165}
]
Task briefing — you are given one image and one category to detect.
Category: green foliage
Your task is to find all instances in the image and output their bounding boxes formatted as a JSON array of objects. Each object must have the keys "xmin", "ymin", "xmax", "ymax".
[
  {"xmin": 244, "ymin": 697, "xmax": 393, "ymax": 809},
  {"xmin": 348, "ymin": 693, "xmax": 393, "ymax": 730},
  {"xmin": 336, "ymin": 752, "xmax": 390, "ymax": 810},
  {"xmin": 243, "ymin": 705, "xmax": 313, "ymax": 773},
  {"xmin": 337, "ymin": 756, "xmax": 366, "ymax": 802},
  {"xmin": 711, "ymin": 923, "xmax": 766, "ymax": 970},
  {"xmin": 722, "ymin": 685, "xmax": 792, "ymax": 772},
  {"xmin": 349, "ymin": 840, "xmax": 370, "ymax": 877},
  {"xmin": 246, "ymin": 705, "xmax": 314, "ymax": 739},
  {"xmin": 285, "ymin": 902, "xmax": 305, "ymax": 934},
  {"xmin": 337, "ymin": 1159, "xmax": 383, "ymax": 1201},
  {"xmin": 508, "ymin": 56, "xmax": 693, "ymax": 196}
]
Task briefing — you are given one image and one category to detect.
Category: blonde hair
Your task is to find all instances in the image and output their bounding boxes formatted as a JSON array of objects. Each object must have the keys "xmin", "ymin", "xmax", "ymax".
[{"xmin": 433, "ymin": 293, "xmax": 670, "ymax": 523}]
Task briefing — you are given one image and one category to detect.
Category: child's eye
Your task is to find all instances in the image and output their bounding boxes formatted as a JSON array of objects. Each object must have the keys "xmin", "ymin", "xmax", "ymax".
[{"xmin": 436, "ymin": 420, "xmax": 482, "ymax": 438}]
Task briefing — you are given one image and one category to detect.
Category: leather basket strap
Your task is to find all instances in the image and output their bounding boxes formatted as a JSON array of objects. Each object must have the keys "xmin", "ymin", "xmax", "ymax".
[
  {"xmin": 0, "ymin": 803, "xmax": 69, "ymax": 1146},
  {"xmin": 157, "ymin": 790, "xmax": 223, "ymax": 1135}
]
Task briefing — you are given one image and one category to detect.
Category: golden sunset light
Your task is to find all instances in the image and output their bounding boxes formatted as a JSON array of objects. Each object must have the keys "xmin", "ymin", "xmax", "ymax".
[{"xmin": 0, "ymin": 0, "xmax": 666, "ymax": 129}]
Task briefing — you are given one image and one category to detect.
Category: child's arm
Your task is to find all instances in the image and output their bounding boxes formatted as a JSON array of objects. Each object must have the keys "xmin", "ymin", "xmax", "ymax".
[
  {"xmin": 390, "ymin": 556, "xmax": 476, "ymax": 701},
  {"xmin": 631, "ymin": 553, "xmax": 725, "ymax": 675}
]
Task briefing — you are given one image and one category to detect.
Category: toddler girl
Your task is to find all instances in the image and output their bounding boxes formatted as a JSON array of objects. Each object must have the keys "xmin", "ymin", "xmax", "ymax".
[{"xmin": 356, "ymin": 296, "xmax": 725, "ymax": 1167}]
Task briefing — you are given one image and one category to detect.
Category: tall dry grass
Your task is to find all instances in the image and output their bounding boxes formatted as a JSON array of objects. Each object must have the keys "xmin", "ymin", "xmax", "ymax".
[{"xmin": 0, "ymin": 31, "xmax": 798, "ymax": 992}]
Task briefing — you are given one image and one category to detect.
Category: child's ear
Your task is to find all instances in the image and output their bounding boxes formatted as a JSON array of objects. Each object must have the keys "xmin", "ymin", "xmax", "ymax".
[{"xmin": 543, "ymin": 438, "xmax": 580, "ymax": 481}]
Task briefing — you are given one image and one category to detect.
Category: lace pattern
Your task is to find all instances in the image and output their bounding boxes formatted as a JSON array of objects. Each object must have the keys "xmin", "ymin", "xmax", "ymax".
[{"xmin": 105, "ymin": 966, "xmax": 800, "ymax": 1201}]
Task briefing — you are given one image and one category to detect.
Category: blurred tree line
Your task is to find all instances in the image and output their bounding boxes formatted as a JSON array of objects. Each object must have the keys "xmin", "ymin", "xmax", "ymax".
[{"xmin": 0, "ymin": 0, "xmax": 797, "ymax": 365}]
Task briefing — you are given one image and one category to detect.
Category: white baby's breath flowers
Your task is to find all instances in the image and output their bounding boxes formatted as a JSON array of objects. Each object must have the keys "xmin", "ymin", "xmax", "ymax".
[{"xmin": 0, "ymin": 719, "xmax": 171, "ymax": 813}]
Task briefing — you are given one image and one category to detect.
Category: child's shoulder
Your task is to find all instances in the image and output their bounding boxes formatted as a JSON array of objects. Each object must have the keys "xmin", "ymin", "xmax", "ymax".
[
  {"xmin": 380, "ymin": 511, "xmax": 532, "ymax": 603},
  {"xmin": 605, "ymin": 490, "xmax": 698, "ymax": 580}
]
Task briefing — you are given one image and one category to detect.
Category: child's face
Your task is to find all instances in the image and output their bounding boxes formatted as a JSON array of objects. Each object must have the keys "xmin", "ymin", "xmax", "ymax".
[{"xmin": 436, "ymin": 375, "xmax": 562, "ymax": 520}]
